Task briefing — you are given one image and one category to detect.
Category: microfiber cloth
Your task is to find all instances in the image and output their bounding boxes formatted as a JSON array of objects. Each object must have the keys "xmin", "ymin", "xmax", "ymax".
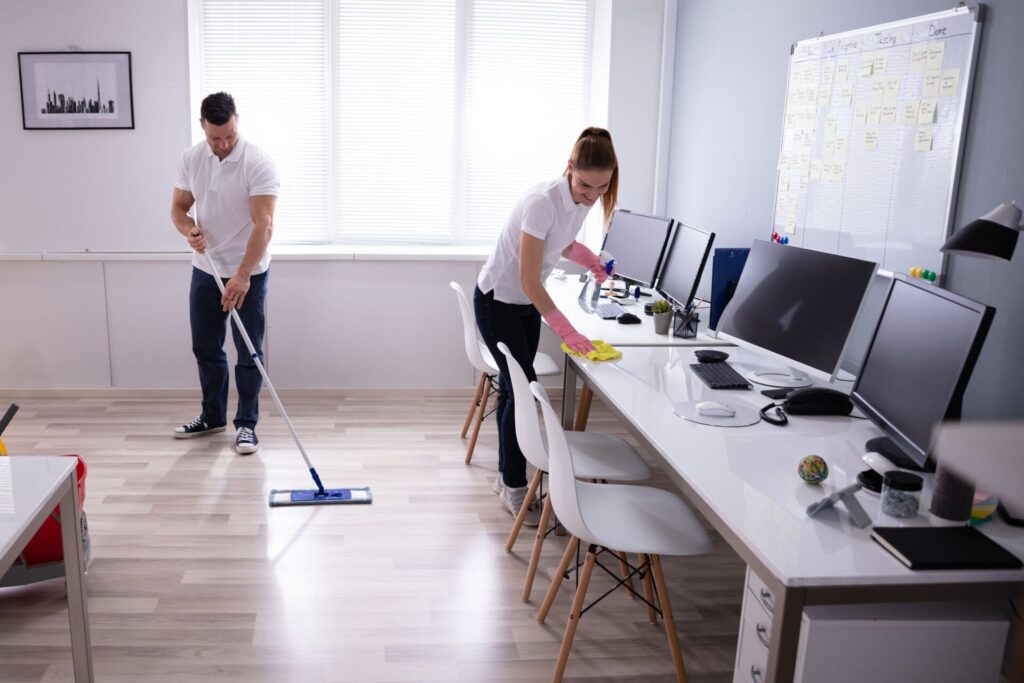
[{"xmin": 561, "ymin": 340, "xmax": 622, "ymax": 361}]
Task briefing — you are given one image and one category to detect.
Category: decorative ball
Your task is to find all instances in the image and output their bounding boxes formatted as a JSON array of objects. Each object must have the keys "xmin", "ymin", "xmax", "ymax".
[{"xmin": 798, "ymin": 455, "xmax": 829, "ymax": 483}]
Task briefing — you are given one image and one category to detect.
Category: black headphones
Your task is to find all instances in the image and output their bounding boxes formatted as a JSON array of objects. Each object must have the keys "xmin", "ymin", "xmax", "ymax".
[{"xmin": 759, "ymin": 402, "xmax": 789, "ymax": 426}]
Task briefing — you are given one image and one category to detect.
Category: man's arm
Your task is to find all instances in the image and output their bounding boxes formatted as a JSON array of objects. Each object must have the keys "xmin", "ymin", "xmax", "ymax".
[
  {"xmin": 171, "ymin": 188, "xmax": 206, "ymax": 252},
  {"xmin": 219, "ymin": 194, "xmax": 277, "ymax": 311}
]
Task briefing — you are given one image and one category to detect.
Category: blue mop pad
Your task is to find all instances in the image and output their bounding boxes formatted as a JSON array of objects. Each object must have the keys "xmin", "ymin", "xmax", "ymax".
[{"xmin": 269, "ymin": 486, "xmax": 373, "ymax": 507}]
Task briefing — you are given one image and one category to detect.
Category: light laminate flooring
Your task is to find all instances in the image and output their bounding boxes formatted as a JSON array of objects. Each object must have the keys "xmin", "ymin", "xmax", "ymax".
[{"xmin": 0, "ymin": 392, "xmax": 744, "ymax": 682}]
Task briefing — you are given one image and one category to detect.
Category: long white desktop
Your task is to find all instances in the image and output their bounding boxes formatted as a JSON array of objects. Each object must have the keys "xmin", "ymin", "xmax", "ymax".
[{"xmin": 561, "ymin": 343, "xmax": 1024, "ymax": 682}]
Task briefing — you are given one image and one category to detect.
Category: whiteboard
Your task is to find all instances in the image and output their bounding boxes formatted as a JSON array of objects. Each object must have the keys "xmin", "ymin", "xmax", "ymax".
[{"xmin": 771, "ymin": 6, "xmax": 984, "ymax": 280}]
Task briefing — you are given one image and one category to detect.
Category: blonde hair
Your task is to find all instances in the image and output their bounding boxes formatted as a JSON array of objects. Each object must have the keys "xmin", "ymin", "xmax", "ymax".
[{"xmin": 564, "ymin": 127, "xmax": 619, "ymax": 224}]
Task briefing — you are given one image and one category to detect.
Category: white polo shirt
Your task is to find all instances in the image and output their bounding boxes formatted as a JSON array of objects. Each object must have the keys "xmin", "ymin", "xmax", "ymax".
[
  {"xmin": 478, "ymin": 176, "xmax": 590, "ymax": 305},
  {"xmin": 174, "ymin": 137, "xmax": 280, "ymax": 277}
]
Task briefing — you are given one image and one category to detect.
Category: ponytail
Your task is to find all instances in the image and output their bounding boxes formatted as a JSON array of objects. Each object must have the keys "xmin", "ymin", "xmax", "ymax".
[{"xmin": 564, "ymin": 127, "xmax": 619, "ymax": 224}]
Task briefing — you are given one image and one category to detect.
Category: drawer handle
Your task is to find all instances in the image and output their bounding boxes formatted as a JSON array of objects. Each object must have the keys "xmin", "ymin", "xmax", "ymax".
[
  {"xmin": 759, "ymin": 587, "xmax": 775, "ymax": 614},
  {"xmin": 750, "ymin": 664, "xmax": 764, "ymax": 683},
  {"xmin": 755, "ymin": 622, "xmax": 771, "ymax": 649}
]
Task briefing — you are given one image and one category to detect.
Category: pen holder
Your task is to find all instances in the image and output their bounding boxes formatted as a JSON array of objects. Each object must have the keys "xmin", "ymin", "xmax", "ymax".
[
  {"xmin": 672, "ymin": 309, "xmax": 699, "ymax": 339},
  {"xmin": 929, "ymin": 463, "xmax": 975, "ymax": 526}
]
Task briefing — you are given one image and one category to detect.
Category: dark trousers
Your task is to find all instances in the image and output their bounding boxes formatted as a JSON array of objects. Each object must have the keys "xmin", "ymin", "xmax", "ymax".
[
  {"xmin": 189, "ymin": 266, "xmax": 269, "ymax": 430},
  {"xmin": 473, "ymin": 286, "xmax": 541, "ymax": 489}
]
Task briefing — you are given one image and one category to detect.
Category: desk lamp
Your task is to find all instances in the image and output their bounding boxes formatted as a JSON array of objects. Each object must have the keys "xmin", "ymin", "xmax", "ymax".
[{"xmin": 941, "ymin": 201, "xmax": 1022, "ymax": 260}]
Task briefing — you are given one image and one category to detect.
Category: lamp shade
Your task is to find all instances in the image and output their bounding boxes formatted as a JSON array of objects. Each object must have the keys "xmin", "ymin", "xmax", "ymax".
[{"xmin": 941, "ymin": 202, "xmax": 1021, "ymax": 260}]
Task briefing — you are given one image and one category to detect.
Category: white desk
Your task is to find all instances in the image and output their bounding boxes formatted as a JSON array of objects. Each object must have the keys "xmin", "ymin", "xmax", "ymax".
[
  {"xmin": 565, "ymin": 345, "xmax": 1024, "ymax": 682},
  {"xmin": 0, "ymin": 456, "xmax": 93, "ymax": 682}
]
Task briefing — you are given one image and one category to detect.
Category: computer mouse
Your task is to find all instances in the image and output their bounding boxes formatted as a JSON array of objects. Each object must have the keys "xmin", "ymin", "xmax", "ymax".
[
  {"xmin": 695, "ymin": 349, "xmax": 729, "ymax": 363},
  {"xmin": 696, "ymin": 400, "xmax": 736, "ymax": 418},
  {"xmin": 617, "ymin": 313, "xmax": 641, "ymax": 324}
]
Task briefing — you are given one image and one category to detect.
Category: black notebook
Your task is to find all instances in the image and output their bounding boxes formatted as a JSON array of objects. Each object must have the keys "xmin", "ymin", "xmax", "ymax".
[{"xmin": 871, "ymin": 526, "xmax": 1023, "ymax": 571}]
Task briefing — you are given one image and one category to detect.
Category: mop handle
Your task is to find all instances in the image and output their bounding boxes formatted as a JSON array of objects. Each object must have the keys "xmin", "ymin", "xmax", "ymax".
[{"xmin": 199, "ymin": 246, "xmax": 316, "ymax": 474}]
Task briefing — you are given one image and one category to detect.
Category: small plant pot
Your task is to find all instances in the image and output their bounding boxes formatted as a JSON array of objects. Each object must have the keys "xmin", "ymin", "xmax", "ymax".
[{"xmin": 653, "ymin": 310, "xmax": 673, "ymax": 335}]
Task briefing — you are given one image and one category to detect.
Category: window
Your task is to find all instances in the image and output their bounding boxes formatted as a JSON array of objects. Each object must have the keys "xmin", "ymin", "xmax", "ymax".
[{"xmin": 193, "ymin": 0, "xmax": 593, "ymax": 246}]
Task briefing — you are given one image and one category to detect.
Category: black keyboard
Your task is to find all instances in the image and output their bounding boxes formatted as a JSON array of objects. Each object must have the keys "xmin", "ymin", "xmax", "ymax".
[{"xmin": 689, "ymin": 362, "xmax": 752, "ymax": 390}]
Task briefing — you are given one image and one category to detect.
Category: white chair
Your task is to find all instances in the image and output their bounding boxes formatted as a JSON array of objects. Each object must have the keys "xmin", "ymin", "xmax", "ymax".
[
  {"xmin": 530, "ymin": 380, "xmax": 712, "ymax": 683},
  {"xmin": 449, "ymin": 281, "xmax": 559, "ymax": 465},
  {"xmin": 497, "ymin": 342, "xmax": 652, "ymax": 602}
]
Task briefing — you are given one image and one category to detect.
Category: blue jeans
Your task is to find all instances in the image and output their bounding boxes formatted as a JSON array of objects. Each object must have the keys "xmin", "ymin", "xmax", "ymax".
[
  {"xmin": 189, "ymin": 266, "xmax": 268, "ymax": 430},
  {"xmin": 473, "ymin": 286, "xmax": 541, "ymax": 489}
]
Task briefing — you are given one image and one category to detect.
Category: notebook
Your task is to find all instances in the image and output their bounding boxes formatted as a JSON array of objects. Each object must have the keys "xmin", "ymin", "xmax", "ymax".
[{"xmin": 871, "ymin": 526, "xmax": 1023, "ymax": 571}]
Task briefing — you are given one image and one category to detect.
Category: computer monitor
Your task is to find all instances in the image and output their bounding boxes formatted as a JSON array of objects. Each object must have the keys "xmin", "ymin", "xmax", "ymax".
[
  {"xmin": 851, "ymin": 275, "xmax": 994, "ymax": 471},
  {"xmin": 717, "ymin": 240, "xmax": 877, "ymax": 387},
  {"xmin": 601, "ymin": 209, "xmax": 674, "ymax": 289},
  {"xmin": 655, "ymin": 223, "xmax": 715, "ymax": 313}
]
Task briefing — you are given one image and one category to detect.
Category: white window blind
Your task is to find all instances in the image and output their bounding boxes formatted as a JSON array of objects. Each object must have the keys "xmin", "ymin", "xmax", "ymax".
[{"xmin": 194, "ymin": 0, "xmax": 592, "ymax": 246}]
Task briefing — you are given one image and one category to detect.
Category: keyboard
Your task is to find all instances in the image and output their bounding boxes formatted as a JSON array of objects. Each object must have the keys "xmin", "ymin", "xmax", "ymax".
[
  {"xmin": 595, "ymin": 301, "xmax": 626, "ymax": 319},
  {"xmin": 689, "ymin": 362, "xmax": 752, "ymax": 390}
]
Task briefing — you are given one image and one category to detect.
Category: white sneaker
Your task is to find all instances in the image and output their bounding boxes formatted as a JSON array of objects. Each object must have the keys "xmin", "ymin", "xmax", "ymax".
[
  {"xmin": 492, "ymin": 472, "xmax": 505, "ymax": 495},
  {"xmin": 501, "ymin": 485, "xmax": 540, "ymax": 527}
]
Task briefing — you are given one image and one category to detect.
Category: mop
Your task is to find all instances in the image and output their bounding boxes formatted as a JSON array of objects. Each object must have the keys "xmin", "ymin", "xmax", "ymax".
[{"xmin": 198, "ymin": 241, "xmax": 372, "ymax": 507}]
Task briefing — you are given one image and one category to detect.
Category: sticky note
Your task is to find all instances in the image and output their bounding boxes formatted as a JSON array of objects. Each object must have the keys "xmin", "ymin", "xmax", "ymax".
[
  {"xmin": 868, "ymin": 104, "xmax": 882, "ymax": 125},
  {"xmin": 864, "ymin": 127, "xmax": 879, "ymax": 151},
  {"xmin": 797, "ymin": 176, "xmax": 809, "ymax": 192},
  {"xmin": 821, "ymin": 162, "xmax": 833, "ymax": 181},
  {"xmin": 838, "ymin": 83, "xmax": 854, "ymax": 106},
  {"xmin": 784, "ymin": 215, "xmax": 797, "ymax": 234},
  {"xmin": 873, "ymin": 52, "xmax": 888, "ymax": 75},
  {"xmin": 915, "ymin": 124, "xmax": 934, "ymax": 152},
  {"xmin": 880, "ymin": 104, "xmax": 898, "ymax": 125},
  {"xmin": 822, "ymin": 61, "xmax": 836, "ymax": 83},
  {"xmin": 910, "ymin": 43, "xmax": 929, "ymax": 72},
  {"xmin": 927, "ymin": 41, "xmax": 945, "ymax": 71},
  {"xmin": 859, "ymin": 52, "xmax": 874, "ymax": 77},
  {"xmin": 854, "ymin": 104, "xmax": 868, "ymax": 125},
  {"xmin": 833, "ymin": 160, "xmax": 845, "ymax": 183},
  {"xmin": 902, "ymin": 100, "xmax": 920, "ymax": 125},
  {"xmin": 818, "ymin": 85, "xmax": 831, "ymax": 106},
  {"xmin": 825, "ymin": 115, "xmax": 838, "ymax": 138},
  {"xmin": 804, "ymin": 64, "xmax": 817, "ymax": 83},
  {"xmin": 923, "ymin": 70, "xmax": 942, "ymax": 97},
  {"xmin": 918, "ymin": 98, "xmax": 938, "ymax": 124},
  {"xmin": 884, "ymin": 76, "xmax": 901, "ymax": 102},
  {"xmin": 836, "ymin": 58, "xmax": 850, "ymax": 82},
  {"xmin": 823, "ymin": 140, "xmax": 835, "ymax": 158},
  {"xmin": 810, "ymin": 159, "xmax": 823, "ymax": 180},
  {"xmin": 835, "ymin": 134, "xmax": 848, "ymax": 158},
  {"xmin": 870, "ymin": 78, "xmax": 886, "ymax": 103},
  {"xmin": 940, "ymin": 68, "xmax": 960, "ymax": 97}
]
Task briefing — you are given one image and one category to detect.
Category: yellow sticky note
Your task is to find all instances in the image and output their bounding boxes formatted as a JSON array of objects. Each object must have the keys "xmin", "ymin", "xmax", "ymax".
[
  {"xmin": 870, "ymin": 78, "xmax": 886, "ymax": 103},
  {"xmin": 822, "ymin": 61, "xmax": 836, "ymax": 83},
  {"xmin": 836, "ymin": 58, "xmax": 850, "ymax": 82},
  {"xmin": 797, "ymin": 176, "xmax": 809, "ymax": 192},
  {"xmin": 902, "ymin": 100, "xmax": 920, "ymax": 125},
  {"xmin": 923, "ymin": 70, "xmax": 942, "ymax": 98},
  {"xmin": 859, "ymin": 52, "xmax": 874, "ymax": 77},
  {"xmin": 818, "ymin": 85, "xmax": 831, "ymax": 106},
  {"xmin": 884, "ymin": 75, "xmax": 902, "ymax": 102},
  {"xmin": 864, "ymin": 127, "xmax": 879, "ymax": 151},
  {"xmin": 825, "ymin": 115, "xmax": 838, "ymax": 138},
  {"xmin": 838, "ymin": 83, "xmax": 854, "ymax": 106},
  {"xmin": 915, "ymin": 124, "xmax": 934, "ymax": 152},
  {"xmin": 940, "ymin": 68, "xmax": 960, "ymax": 97},
  {"xmin": 910, "ymin": 43, "xmax": 929, "ymax": 72},
  {"xmin": 918, "ymin": 98, "xmax": 938, "ymax": 124},
  {"xmin": 835, "ymin": 134, "xmax": 848, "ymax": 158},
  {"xmin": 833, "ymin": 160, "xmax": 845, "ymax": 183},
  {"xmin": 804, "ymin": 64, "xmax": 817, "ymax": 84},
  {"xmin": 784, "ymin": 215, "xmax": 797, "ymax": 234},
  {"xmin": 854, "ymin": 104, "xmax": 868, "ymax": 125},
  {"xmin": 873, "ymin": 52, "xmax": 888, "ymax": 75},
  {"xmin": 821, "ymin": 162, "xmax": 833, "ymax": 182},
  {"xmin": 927, "ymin": 41, "xmax": 945, "ymax": 71},
  {"xmin": 880, "ymin": 104, "xmax": 898, "ymax": 125},
  {"xmin": 868, "ymin": 104, "xmax": 882, "ymax": 125},
  {"xmin": 823, "ymin": 140, "xmax": 835, "ymax": 158},
  {"xmin": 810, "ymin": 159, "xmax": 822, "ymax": 180}
]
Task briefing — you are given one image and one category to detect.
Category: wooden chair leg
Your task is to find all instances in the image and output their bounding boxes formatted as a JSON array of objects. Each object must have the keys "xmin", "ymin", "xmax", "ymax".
[
  {"xmin": 465, "ymin": 377, "xmax": 493, "ymax": 465},
  {"xmin": 640, "ymin": 553, "xmax": 657, "ymax": 624},
  {"xmin": 651, "ymin": 554, "xmax": 689, "ymax": 683},
  {"xmin": 522, "ymin": 494, "xmax": 554, "ymax": 601},
  {"xmin": 461, "ymin": 372, "xmax": 487, "ymax": 438},
  {"xmin": 552, "ymin": 547, "xmax": 597, "ymax": 683},
  {"xmin": 573, "ymin": 385, "xmax": 594, "ymax": 431},
  {"xmin": 537, "ymin": 535, "xmax": 579, "ymax": 623},
  {"xmin": 506, "ymin": 469, "xmax": 542, "ymax": 551},
  {"xmin": 615, "ymin": 551, "xmax": 636, "ymax": 599}
]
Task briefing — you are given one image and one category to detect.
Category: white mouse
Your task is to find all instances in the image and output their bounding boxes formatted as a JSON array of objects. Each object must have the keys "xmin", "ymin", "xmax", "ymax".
[
  {"xmin": 862, "ymin": 451, "xmax": 901, "ymax": 474},
  {"xmin": 696, "ymin": 400, "xmax": 736, "ymax": 418}
]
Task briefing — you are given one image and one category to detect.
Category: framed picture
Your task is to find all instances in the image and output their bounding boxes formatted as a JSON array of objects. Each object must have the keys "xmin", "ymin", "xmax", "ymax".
[{"xmin": 18, "ymin": 51, "xmax": 134, "ymax": 130}]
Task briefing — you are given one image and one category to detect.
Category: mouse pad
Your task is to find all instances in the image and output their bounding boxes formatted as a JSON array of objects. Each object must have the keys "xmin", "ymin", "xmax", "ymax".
[{"xmin": 673, "ymin": 400, "xmax": 761, "ymax": 427}]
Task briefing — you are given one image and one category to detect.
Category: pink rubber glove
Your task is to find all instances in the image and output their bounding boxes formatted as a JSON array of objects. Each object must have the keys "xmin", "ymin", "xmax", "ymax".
[
  {"xmin": 567, "ymin": 241, "xmax": 610, "ymax": 284},
  {"xmin": 544, "ymin": 308, "xmax": 595, "ymax": 355}
]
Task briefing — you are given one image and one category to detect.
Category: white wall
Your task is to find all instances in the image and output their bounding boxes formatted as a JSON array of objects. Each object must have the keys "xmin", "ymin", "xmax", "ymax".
[{"xmin": 0, "ymin": 0, "xmax": 668, "ymax": 390}]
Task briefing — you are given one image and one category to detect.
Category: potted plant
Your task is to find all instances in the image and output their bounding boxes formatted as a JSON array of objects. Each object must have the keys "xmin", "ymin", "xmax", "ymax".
[{"xmin": 652, "ymin": 299, "xmax": 674, "ymax": 334}]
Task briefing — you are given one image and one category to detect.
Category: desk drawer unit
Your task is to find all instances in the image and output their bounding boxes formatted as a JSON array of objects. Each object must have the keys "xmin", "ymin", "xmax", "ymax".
[{"xmin": 733, "ymin": 568, "xmax": 772, "ymax": 683}]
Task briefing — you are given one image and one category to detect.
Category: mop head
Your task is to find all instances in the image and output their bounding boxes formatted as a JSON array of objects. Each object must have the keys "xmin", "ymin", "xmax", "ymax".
[{"xmin": 269, "ymin": 487, "xmax": 373, "ymax": 507}]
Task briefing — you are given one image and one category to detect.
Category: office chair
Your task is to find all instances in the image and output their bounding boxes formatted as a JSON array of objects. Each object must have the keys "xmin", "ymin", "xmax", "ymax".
[
  {"xmin": 449, "ymin": 281, "xmax": 559, "ymax": 465},
  {"xmin": 497, "ymin": 343, "xmax": 652, "ymax": 602},
  {"xmin": 531, "ymin": 380, "xmax": 711, "ymax": 683}
]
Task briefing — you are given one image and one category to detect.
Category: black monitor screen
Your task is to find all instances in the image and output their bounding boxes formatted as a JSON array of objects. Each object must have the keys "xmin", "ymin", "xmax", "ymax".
[
  {"xmin": 852, "ymin": 276, "xmax": 994, "ymax": 468},
  {"xmin": 601, "ymin": 210, "xmax": 673, "ymax": 288},
  {"xmin": 656, "ymin": 223, "xmax": 715, "ymax": 311},
  {"xmin": 719, "ymin": 241, "xmax": 877, "ymax": 376}
]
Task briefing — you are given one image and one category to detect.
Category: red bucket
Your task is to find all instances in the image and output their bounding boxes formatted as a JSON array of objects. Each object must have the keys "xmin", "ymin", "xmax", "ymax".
[{"xmin": 18, "ymin": 455, "xmax": 87, "ymax": 566}]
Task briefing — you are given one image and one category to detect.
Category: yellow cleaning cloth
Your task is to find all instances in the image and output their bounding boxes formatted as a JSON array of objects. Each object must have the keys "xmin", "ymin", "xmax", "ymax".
[{"xmin": 561, "ymin": 340, "xmax": 622, "ymax": 361}]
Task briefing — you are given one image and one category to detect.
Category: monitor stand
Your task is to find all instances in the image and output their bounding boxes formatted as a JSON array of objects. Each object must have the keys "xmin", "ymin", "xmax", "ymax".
[
  {"xmin": 856, "ymin": 435, "xmax": 934, "ymax": 494},
  {"xmin": 746, "ymin": 366, "xmax": 812, "ymax": 388}
]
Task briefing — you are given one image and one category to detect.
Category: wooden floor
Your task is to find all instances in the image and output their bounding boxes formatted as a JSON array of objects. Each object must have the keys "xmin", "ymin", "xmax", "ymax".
[{"xmin": 0, "ymin": 392, "xmax": 745, "ymax": 682}]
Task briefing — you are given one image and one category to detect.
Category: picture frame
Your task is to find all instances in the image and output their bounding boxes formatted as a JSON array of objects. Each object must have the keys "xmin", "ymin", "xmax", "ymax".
[{"xmin": 18, "ymin": 51, "xmax": 134, "ymax": 130}]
